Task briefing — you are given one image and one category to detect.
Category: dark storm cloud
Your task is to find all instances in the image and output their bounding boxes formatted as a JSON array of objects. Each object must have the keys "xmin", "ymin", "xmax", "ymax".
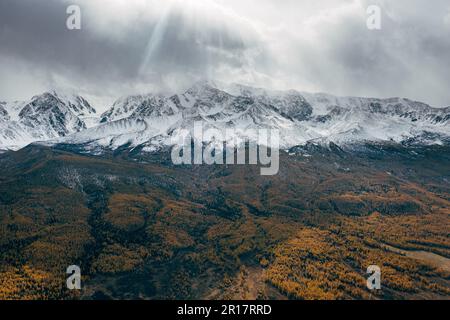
[
  {"xmin": 0, "ymin": 0, "xmax": 263, "ymax": 100},
  {"xmin": 0, "ymin": 0, "xmax": 153, "ymax": 91},
  {"xmin": 0, "ymin": 0, "xmax": 449, "ymax": 107},
  {"xmin": 275, "ymin": 0, "xmax": 450, "ymax": 106}
]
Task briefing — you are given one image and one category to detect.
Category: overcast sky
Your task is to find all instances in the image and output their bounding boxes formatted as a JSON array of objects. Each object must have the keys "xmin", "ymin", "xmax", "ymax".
[{"xmin": 1, "ymin": 0, "xmax": 450, "ymax": 109}]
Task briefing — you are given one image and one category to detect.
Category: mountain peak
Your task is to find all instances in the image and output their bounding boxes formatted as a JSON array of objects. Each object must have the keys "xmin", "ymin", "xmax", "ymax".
[
  {"xmin": 0, "ymin": 91, "xmax": 98, "ymax": 151},
  {"xmin": 28, "ymin": 91, "xmax": 97, "ymax": 117},
  {"xmin": 184, "ymin": 80, "xmax": 228, "ymax": 97}
]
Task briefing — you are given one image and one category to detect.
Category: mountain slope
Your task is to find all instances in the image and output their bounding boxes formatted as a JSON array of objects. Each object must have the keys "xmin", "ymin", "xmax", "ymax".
[
  {"xmin": 0, "ymin": 143, "xmax": 449, "ymax": 299},
  {"xmin": 0, "ymin": 92, "xmax": 96, "ymax": 151}
]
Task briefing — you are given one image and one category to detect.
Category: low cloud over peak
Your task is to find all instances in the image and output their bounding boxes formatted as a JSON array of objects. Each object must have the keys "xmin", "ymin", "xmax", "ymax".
[{"xmin": 1, "ymin": 0, "xmax": 449, "ymax": 107}]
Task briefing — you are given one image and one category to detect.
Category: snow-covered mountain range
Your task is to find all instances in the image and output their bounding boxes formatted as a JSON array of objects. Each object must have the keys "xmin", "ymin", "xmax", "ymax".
[
  {"xmin": 1, "ymin": 82, "xmax": 449, "ymax": 152},
  {"xmin": 0, "ymin": 91, "xmax": 96, "ymax": 151}
]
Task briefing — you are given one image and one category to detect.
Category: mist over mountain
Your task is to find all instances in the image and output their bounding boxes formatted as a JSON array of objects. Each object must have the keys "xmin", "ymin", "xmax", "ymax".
[{"xmin": 2, "ymin": 0, "xmax": 450, "ymax": 107}]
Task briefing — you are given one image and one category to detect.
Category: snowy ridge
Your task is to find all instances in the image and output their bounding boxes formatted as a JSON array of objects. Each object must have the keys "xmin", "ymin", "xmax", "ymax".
[
  {"xmin": 1, "ymin": 82, "xmax": 449, "ymax": 152},
  {"xmin": 0, "ymin": 91, "xmax": 97, "ymax": 151}
]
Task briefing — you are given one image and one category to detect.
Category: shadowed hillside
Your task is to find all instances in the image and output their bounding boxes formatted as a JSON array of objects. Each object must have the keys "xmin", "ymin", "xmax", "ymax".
[{"xmin": 0, "ymin": 143, "xmax": 449, "ymax": 300}]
